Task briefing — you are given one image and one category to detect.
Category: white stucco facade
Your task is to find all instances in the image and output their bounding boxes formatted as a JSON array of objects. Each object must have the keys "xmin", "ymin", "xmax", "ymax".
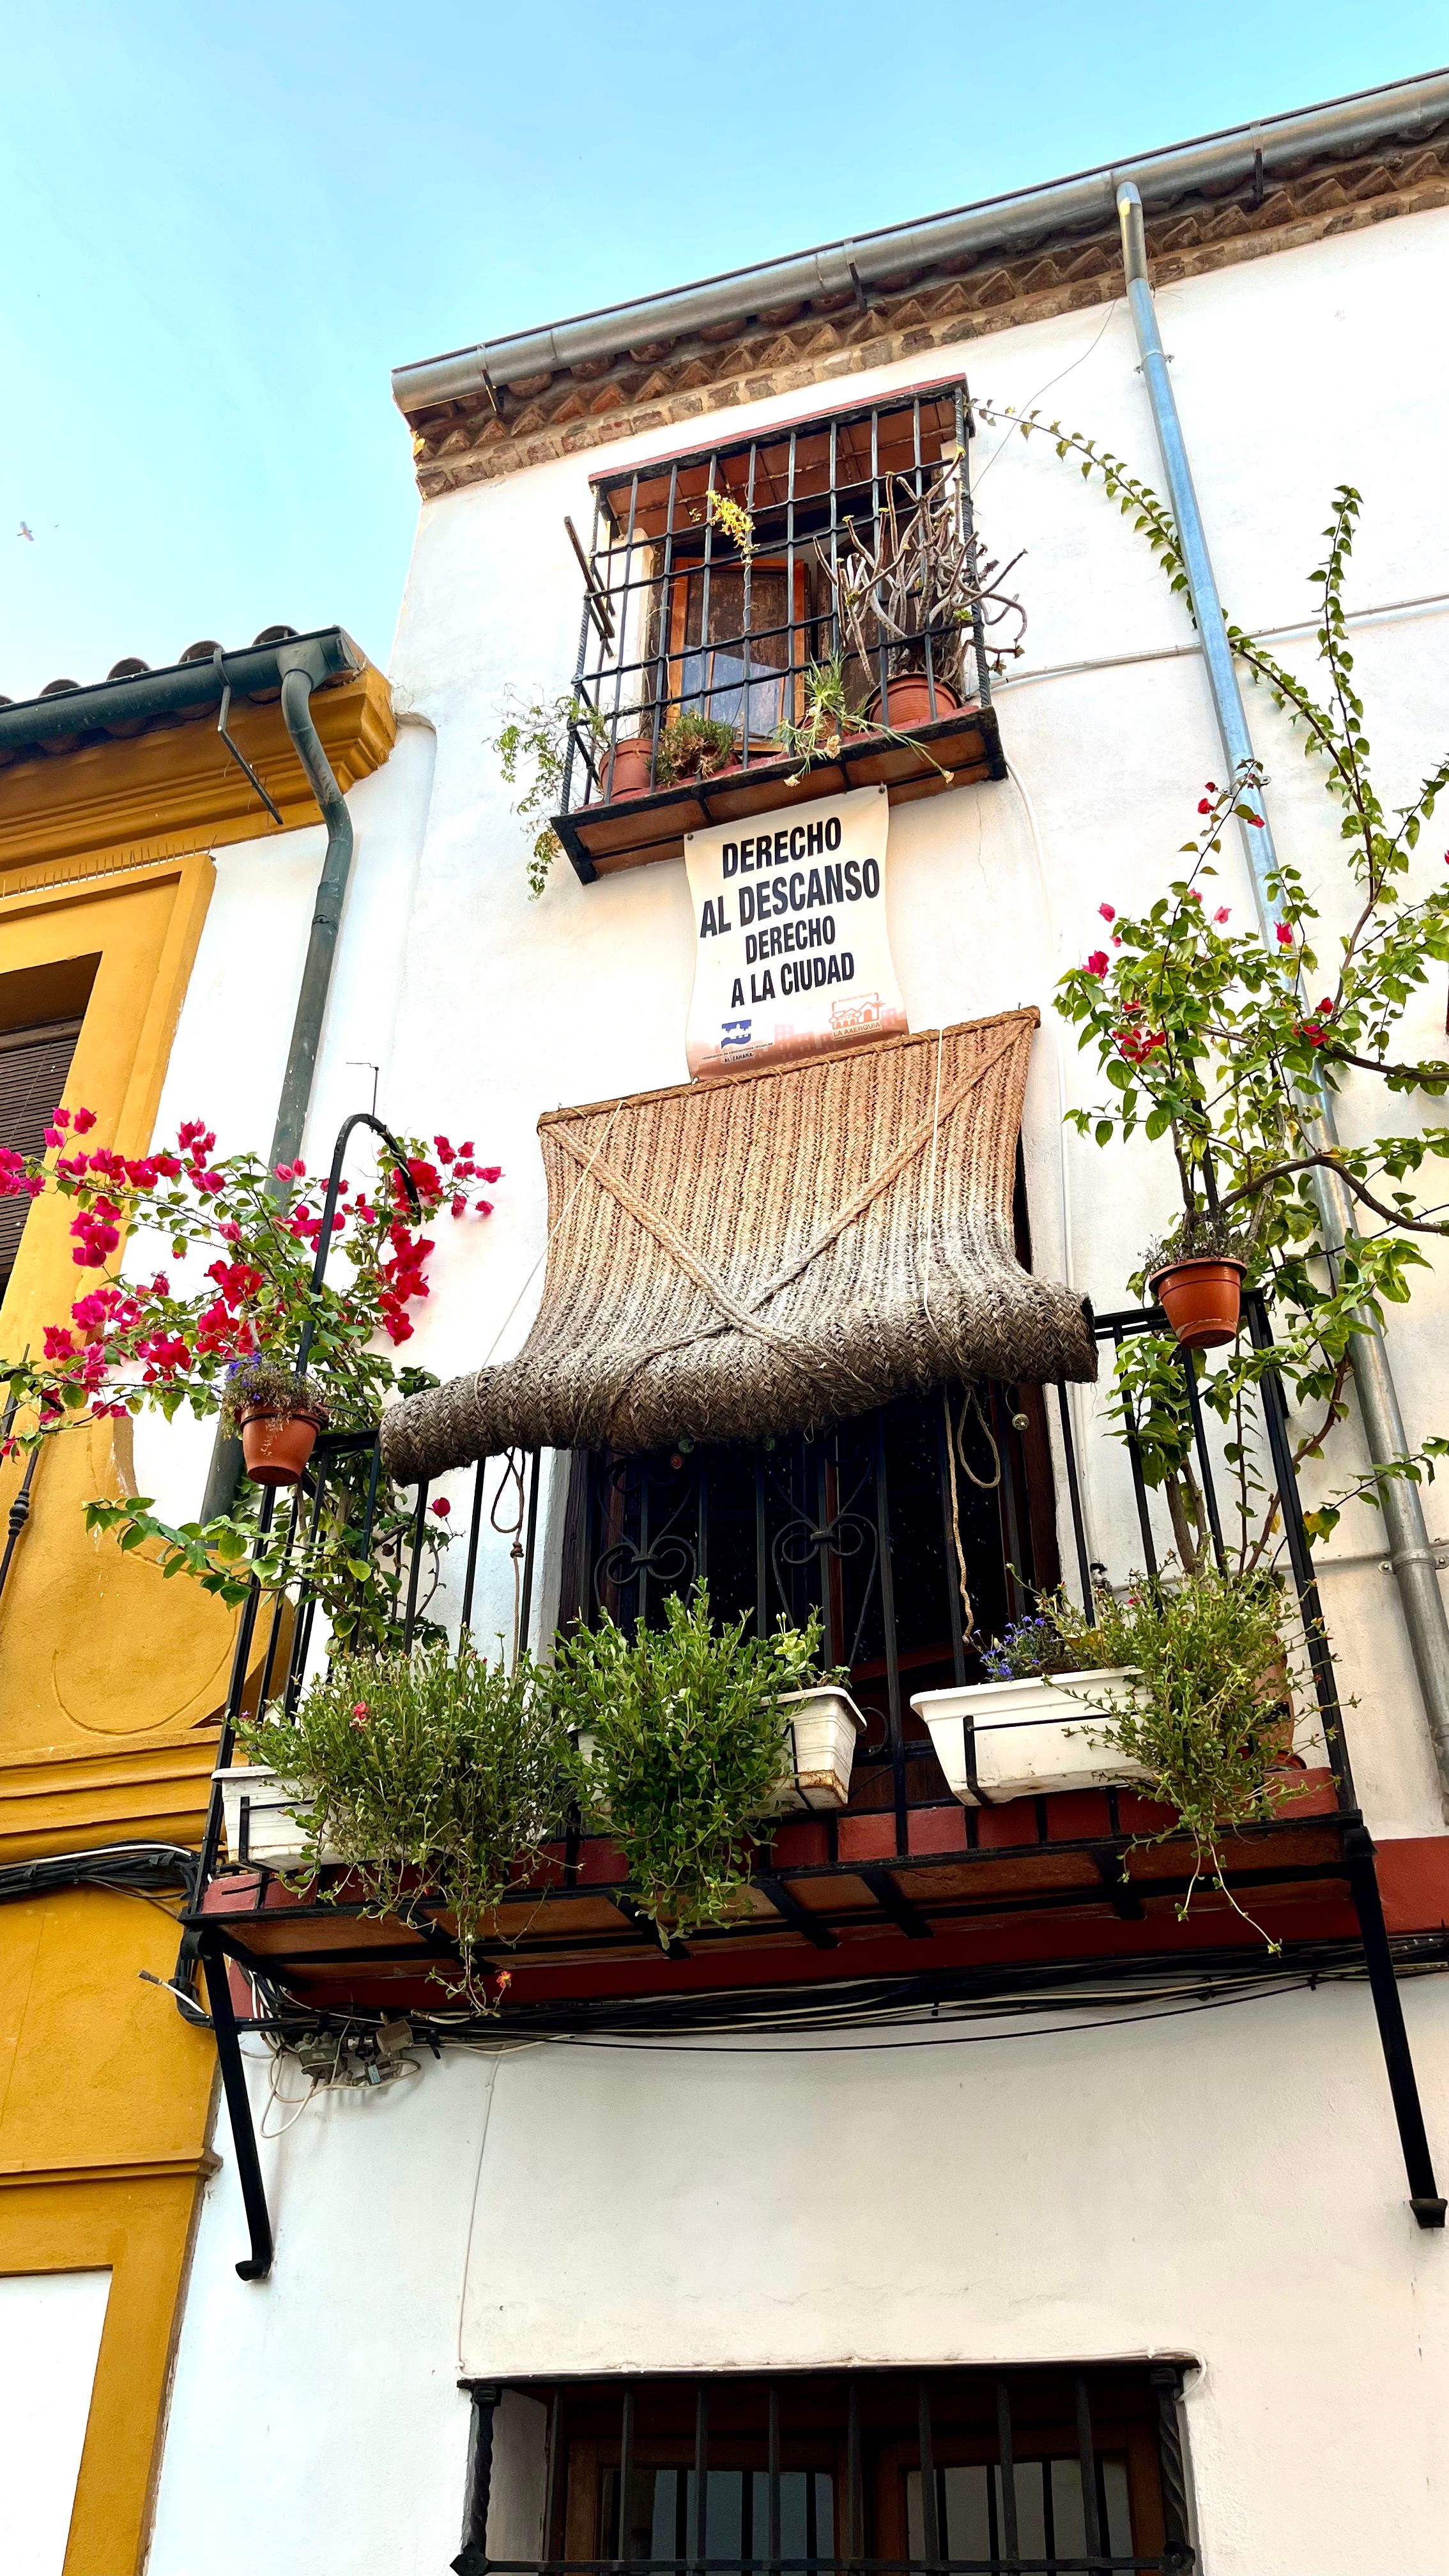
[{"xmin": 146, "ymin": 193, "xmax": 1449, "ymax": 2576}]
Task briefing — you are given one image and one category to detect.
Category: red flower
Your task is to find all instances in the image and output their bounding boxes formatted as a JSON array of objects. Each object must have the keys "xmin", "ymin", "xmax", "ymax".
[
  {"xmin": 1276, "ymin": 923, "xmax": 1294, "ymax": 946},
  {"xmin": 1214, "ymin": 907, "xmax": 1230, "ymax": 925},
  {"xmin": 1098, "ymin": 903, "xmax": 1116, "ymax": 923},
  {"xmin": 451, "ymin": 1194, "xmax": 466, "ymax": 1219},
  {"xmin": 434, "ymin": 1135, "xmax": 455, "ymax": 1163},
  {"xmin": 71, "ymin": 1107, "xmax": 96, "ymax": 1134},
  {"xmin": 42, "ymin": 1325, "xmax": 75, "ymax": 1360},
  {"xmin": 1318, "ymin": 998, "xmax": 1333, "ymax": 1016},
  {"xmin": 1084, "ymin": 951, "xmax": 1110, "ymax": 979},
  {"xmin": 43, "ymin": 1124, "xmax": 65, "ymax": 1149},
  {"xmin": 151, "ymin": 1153, "xmax": 183, "ymax": 1179},
  {"xmin": 477, "ymin": 1165, "xmax": 502, "ymax": 1184},
  {"xmin": 1197, "ymin": 798, "xmax": 1211, "ymax": 815},
  {"xmin": 474, "ymin": 1198, "xmax": 494, "ymax": 1216},
  {"xmin": 431, "ymin": 1497, "xmax": 451, "ymax": 1518}
]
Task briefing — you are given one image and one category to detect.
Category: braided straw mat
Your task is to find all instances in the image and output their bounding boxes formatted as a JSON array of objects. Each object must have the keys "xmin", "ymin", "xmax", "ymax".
[{"xmin": 381, "ymin": 1009, "xmax": 1095, "ymax": 1480}]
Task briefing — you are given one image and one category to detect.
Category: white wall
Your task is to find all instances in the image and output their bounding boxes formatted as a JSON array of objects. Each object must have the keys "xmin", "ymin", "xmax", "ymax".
[
  {"xmin": 129, "ymin": 712, "xmax": 437, "ymax": 1526},
  {"xmin": 0, "ymin": 2268, "xmax": 111, "ymax": 2576},
  {"xmin": 372, "ymin": 207, "xmax": 1449, "ymax": 1833},
  {"xmin": 148, "ymin": 1981, "xmax": 1449, "ymax": 2576},
  {"xmin": 148, "ymin": 201, "xmax": 1449, "ymax": 2576}
]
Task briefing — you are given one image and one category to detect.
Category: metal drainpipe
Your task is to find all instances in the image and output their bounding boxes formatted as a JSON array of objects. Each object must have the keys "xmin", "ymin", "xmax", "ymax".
[
  {"xmin": 1116, "ymin": 179, "xmax": 1449, "ymax": 1808},
  {"xmin": 199, "ymin": 670, "xmax": 357, "ymax": 1522}
]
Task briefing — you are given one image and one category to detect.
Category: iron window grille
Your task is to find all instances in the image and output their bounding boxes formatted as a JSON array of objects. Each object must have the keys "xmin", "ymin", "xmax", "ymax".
[
  {"xmin": 558, "ymin": 1377, "xmax": 1059, "ymax": 1844},
  {"xmin": 457, "ymin": 2365, "xmax": 1196, "ymax": 2576},
  {"xmin": 558, "ymin": 382, "xmax": 999, "ymax": 820}
]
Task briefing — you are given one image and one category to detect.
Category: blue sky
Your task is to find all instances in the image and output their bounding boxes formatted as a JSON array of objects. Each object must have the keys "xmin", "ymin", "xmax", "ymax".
[{"xmin": 1, "ymin": 2, "xmax": 1443, "ymax": 699}]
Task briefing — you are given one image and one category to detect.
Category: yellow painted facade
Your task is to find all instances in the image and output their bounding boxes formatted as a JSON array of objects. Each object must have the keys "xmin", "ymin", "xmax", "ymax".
[{"xmin": 0, "ymin": 665, "xmax": 394, "ymax": 2572}]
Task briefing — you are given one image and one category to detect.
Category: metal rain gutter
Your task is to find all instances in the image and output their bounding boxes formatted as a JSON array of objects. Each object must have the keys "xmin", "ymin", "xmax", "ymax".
[
  {"xmin": 0, "ymin": 627, "xmax": 363, "ymax": 758},
  {"xmin": 392, "ymin": 68, "xmax": 1449, "ymax": 415},
  {"xmin": 1115, "ymin": 178, "xmax": 1449, "ymax": 1812},
  {"xmin": 197, "ymin": 661, "xmax": 364, "ymax": 1526}
]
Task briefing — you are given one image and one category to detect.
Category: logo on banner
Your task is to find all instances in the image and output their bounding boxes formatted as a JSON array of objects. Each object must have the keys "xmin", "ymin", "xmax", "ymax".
[{"xmin": 684, "ymin": 785, "xmax": 907, "ymax": 1078}]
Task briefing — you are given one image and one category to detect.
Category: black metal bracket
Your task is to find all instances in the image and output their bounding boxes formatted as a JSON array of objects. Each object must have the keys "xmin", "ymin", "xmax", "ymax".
[
  {"xmin": 199, "ymin": 1935, "xmax": 274, "ymax": 2280},
  {"xmin": 212, "ymin": 648, "xmax": 285, "ymax": 826},
  {"xmin": 1343, "ymin": 1824, "xmax": 1446, "ymax": 2227}
]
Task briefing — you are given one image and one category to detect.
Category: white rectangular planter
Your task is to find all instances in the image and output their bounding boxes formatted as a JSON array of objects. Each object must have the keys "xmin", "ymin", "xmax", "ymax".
[
  {"xmin": 763, "ymin": 1686, "xmax": 868, "ymax": 1813},
  {"xmin": 909, "ymin": 1671, "xmax": 1151, "ymax": 1805},
  {"xmin": 212, "ymin": 1765, "xmax": 337, "ymax": 1867}
]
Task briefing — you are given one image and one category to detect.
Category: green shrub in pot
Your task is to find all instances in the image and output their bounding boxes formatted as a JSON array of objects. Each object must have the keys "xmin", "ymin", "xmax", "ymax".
[
  {"xmin": 549, "ymin": 1586, "xmax": 840, "ymax": 1943},
  {"xmin": 241, "ymin": 1640, "xmax": 573, "ymax": 2004}
]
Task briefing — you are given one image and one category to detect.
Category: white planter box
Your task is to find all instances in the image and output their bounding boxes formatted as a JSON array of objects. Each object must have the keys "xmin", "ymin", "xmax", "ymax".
[
  {"xmin": 909, "ymin": 1670, "xmax": 1151, "ymax": 1805},
  {"xmin": 212, "ymin": 1765, "xmax": 337, "ymax": 1867},
  {"xmin": 763, "ymin": 1685, "xmax": 868, "ymax": 1813}
]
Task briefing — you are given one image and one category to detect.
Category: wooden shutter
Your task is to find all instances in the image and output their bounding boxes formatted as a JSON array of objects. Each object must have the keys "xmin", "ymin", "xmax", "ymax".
[{"xmin": 0, "ymin": 1018, "xmax": 85, "ymax": 1284}]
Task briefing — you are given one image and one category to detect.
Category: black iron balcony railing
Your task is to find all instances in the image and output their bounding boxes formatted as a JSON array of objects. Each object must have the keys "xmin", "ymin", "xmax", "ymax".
[
  {"xmin": 551, "ymin": 383, "xmax": 1009, "ymax": 881},
  {"xmin": 187, "ymin": 1287, "xmax": 1446, "ymax": 2280},
  {"xmin": 454, "ymin": 2365, "xmax": 1197, "ymax": 2576}
]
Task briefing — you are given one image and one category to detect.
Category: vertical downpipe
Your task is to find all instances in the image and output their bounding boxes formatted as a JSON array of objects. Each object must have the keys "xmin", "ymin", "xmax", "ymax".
[
  {"xmin": 1116, "ymin": 180, "xmax": 1449, "ymax": 1810},
  {"xmin": 199, "ymin": 670, "xmax": 357, "ymax": 1522}
]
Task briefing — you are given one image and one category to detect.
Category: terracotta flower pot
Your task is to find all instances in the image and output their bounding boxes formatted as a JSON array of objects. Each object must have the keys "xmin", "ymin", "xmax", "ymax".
[
  {"xmin": 604, "ymin": 735, "xmax": 655, "ymax": 800},
  {"xmin": 1147, "ymin": 1256, "xmax": 1246, "ymax": 1351},
  {"xmin": 239, "ymin": 1406, "xmax": 324, "ymax": 1489},
  {"xmin": 866, "ymin": 673, "xmax": 963, "ymax": 728}
]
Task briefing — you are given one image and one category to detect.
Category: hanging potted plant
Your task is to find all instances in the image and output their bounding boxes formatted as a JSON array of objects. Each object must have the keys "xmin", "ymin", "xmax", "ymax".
[
  {"xmin": 829, "ymin": 463, "xmax": 1025, "ymax": 728},
  {"xmin": 550, "ymin": 1588, "xmax": 859, "ymax": 1943},
  {"xmin": 231, "ymin": 1641, "xmax": 574, "ymax": 2003},
  {"xmin": 222, "ymin": 1355, "xmax": 327, "ymax": 1489},
  {"xmin": 1142, "ymin": 1209, "xmax": 1250, "ymax": 1351},
  {"xmin": 912, "ymin": 1591, "xmax": 1147, "ymax": 1804}
]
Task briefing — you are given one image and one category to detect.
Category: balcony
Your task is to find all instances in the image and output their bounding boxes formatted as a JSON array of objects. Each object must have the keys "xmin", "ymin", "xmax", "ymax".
[
  {"xmin": 551, "ymin": 383, "xmax": 1009, "ymax": 882},
  {"xmin": 195, "ymin": 1299, "xmax": 1364, "ymax": 2021}
]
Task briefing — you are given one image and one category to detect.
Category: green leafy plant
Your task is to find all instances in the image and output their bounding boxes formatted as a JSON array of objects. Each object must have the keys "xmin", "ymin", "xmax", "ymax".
[
  {"xmin": 219, "ymin": 1355, "xmax": 326, "ymax": 1439},
  {"xmin": 975, "ymin": 401, "xmax": 1449, "ymax": 1561},
  {"xmin": 774, "ymin": 654, "xmax": 952, "ymax": 785},
  {"xmin": 241, "ymin": 1641, "xmax": 574, "ymax": 2007},
  {"xmin": 1140, "ymin": 1209, "xmax": 1250, "ymax": 1281},
  {"xmin": 1083, "ymin": 1567, "xmax": 1303, "ymax": 1944},
  {"xmin": 548, "ymin": 1586, "xmax": 839, "ymax": 1942},
  {"xmin": 655, "ymin": 712, "xmax": 739, "ymax": 785},
  {"xmin": 494, "ymin": 688, "xmax": 608, "ymax": 897}
]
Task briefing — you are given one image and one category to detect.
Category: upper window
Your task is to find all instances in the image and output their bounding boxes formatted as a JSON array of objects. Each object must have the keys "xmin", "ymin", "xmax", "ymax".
[
  {"xmin": 562, "ymin": 383, "xmax": 1005, "ymax": 816},
  {"xmin": 0, "ymin": 986, "xmax": 92, "ymax": 1301}
]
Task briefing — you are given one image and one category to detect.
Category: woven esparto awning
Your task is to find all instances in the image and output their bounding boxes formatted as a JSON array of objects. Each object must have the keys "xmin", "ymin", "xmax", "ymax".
[{"xmin": 380, "ymin": 1010, "xmax": 1096, "ymax": 1481}]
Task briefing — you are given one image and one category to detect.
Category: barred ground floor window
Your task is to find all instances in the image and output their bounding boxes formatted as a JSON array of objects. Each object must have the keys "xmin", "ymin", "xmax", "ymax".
[{"xmin": 462, "ymin": 2365, "xmax": 1194, "ymax": 2576}]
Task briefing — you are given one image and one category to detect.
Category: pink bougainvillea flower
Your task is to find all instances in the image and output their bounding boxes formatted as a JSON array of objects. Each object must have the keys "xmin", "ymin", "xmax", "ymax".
[
  {"xmin": 1084, "ymin": 951, "xmax": 1110, "ymax": 979},
  {"xmin": 1214, "ymin": 907, "xmax": 1230, "ymax": 924},
  {"xmin": 71, "ymin": 1107, "xmax": 96, "ymax": 1134},
  {"xmin": 1197, "ymin": 799, "xmax": 1211, "ymax": 815},
  {"xmin": 1276, "ymin": 923, "xmax": 1294, "ymax": 946},
  {"xmin": 1098, "ymin": 903, "xmax": 1116, "ymax": 923},
  {"xmin": 430, "ymin": 1497, "xmax": 451, "ymax": 1518},
  {"xmin": 1183, "ymin": 889, "xmax": 1202, "ymax": 903}
]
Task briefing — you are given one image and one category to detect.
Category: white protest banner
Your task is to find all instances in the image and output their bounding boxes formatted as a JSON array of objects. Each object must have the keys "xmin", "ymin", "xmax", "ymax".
[{"xmin": 684, "ymin": 784, "xmax": 907, "ymax": 1079}]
